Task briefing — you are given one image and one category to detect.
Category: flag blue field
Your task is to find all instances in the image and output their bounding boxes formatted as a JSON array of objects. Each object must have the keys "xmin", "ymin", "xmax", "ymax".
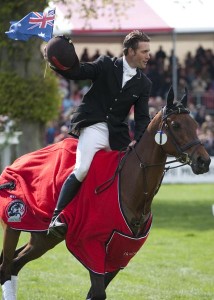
[{"xmin": 5, "ymin": 9, "xmax": 55, "ymax": 42}]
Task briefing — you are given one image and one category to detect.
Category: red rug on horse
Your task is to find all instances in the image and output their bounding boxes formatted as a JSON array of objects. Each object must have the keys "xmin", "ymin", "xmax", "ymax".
[{"xmin": 0, "ymin": 138, "xmax": 152, "ymax": 274}]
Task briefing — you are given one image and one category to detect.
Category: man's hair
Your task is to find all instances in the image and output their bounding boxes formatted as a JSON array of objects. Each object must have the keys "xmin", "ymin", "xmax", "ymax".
[{"xmin": 123, "ymin": 30, "xmax": 150, "ymax": 56}]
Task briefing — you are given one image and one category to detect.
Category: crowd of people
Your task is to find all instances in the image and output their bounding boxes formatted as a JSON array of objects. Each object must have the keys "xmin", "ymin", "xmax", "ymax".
[{"xmin": 45, "ymin": 44, "xmax": 214, "ymax": 156}]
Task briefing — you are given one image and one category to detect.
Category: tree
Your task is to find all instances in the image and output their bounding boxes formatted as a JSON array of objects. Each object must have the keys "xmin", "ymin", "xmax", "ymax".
[{"xmin": 0, "ymin": 1, "xmax": 61, "ymax": 157}]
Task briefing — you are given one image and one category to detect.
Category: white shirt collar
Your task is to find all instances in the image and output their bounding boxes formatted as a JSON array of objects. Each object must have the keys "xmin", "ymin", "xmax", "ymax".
[{"xmin": 123, "ymin": 56, "xmax": 136, "ymax": 77}]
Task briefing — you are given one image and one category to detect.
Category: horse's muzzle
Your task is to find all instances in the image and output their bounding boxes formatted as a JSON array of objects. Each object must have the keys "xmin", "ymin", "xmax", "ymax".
[{"xmin": 191, "ymin": 156, "xmax": 211, "ymax": 174}]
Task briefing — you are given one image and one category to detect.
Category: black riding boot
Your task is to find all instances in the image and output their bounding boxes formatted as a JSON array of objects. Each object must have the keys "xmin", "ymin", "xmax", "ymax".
[{"xmin": 48, "ymin": 173, "xmax": 81, "ymax": 238}]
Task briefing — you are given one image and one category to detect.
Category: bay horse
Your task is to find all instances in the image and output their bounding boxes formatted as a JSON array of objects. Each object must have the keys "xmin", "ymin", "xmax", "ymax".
[{"xmin": 0, "ymin": 87, "xmax": 211, "ymax": 300}]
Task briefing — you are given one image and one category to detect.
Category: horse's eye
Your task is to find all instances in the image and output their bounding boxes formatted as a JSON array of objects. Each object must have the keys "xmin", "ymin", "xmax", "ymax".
[{"xmin": 171, "ymin": 121, "xmax": 180, "ymax": 130}]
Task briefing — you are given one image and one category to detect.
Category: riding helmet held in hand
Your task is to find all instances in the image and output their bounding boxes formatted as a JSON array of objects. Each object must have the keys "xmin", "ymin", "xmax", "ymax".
[{"xmin": 46, "ymin": 36, "xmax": 80, "ymax": 71}]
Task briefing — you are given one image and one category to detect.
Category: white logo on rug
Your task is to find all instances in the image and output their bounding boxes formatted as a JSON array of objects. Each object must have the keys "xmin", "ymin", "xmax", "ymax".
[{"xmin": 6, "ymin": 199, "xmax": 27, "ymax": 222}]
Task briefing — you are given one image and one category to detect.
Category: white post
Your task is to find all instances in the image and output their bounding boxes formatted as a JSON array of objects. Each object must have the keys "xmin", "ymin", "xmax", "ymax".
[
  {"xmin": 0, "ymin": 132, "xmax": 22, "ymax": 170},
  {"xmin": 172, "ymin": 29, "xmax": 177, "ymax": 99}
]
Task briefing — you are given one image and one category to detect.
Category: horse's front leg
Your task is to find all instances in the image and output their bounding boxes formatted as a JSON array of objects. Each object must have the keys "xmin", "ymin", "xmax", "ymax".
[
  {"xmin": 87, "ymin": 271, "xmax": 106, "ymax": 300},
  {"xmin": 86, "ymin": 270, "xmax": 120, "ymax": 300},
  {"xmin": 0, "ymin": 225, "xmax": 21, "ymax": 300}
]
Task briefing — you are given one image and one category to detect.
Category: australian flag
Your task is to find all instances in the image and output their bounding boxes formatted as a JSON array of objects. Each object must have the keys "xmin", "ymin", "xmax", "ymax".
[{"xmin": 5, "ymin": 9, "xmax": 55, "ymax": 42}]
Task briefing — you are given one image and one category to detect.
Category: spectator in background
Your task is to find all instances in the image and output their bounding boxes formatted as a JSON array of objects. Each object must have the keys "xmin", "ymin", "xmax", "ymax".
[
  {"xmin": 155, "ymin": 45, "xmax": 167, "ymax": 61},
  {"xmin": 62, "ymin": 93, "xmax": 74, "ymax": 113},
  {"xmin": 54, "ymin": 125, "xmax": 70, "ymax": 143},
  {"xmin": 45, "ymin": 121, "xmax": 58, "ymax": 145},
  {"xmin": 201, "ymin": 114, "xmax": 214, "ymax": 132},
  {"xmin": 195, "ymin": 105, "xmax": 206, "ymax": 126},
  {"xmin": 184, "ymin": 51, "xmax": 195, "ymax": 68},
  {"xmin": 155, "ymin": 45, "xmax": 167, "ymax": 71},
  {"xmin": 80, "ymin": 48, "xmax": 90, "ymax": 62},
  {"xmin": 188, "ymin": 103, "xmax": 197, "ymax": 119},
  {"xmin": 203, "ymin": 129, "xmax": 214, "ymax": 156},
  {"xmin": 91, "ymin": 49, "xmax": 101, "ymax": 61},
  {"xmin": 146, "ymin": 62, "xmax": 160, "ymax": 97},
  {"xmin": 168, "ymin": 49, "xmax": 179, "ymax": 67},
  {"xmin": 202, "ymin": 82, "xmax": 214, "ymax": 110},
  {"xmin": 191, "ymin": 74, "xmax": 207, "ymax": 104}
]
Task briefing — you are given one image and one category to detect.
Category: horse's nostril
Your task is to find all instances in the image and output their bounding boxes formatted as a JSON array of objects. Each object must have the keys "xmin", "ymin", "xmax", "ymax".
[{"xmin": 197, "ymin": 157, "xmax": 210, "ymax": 169}]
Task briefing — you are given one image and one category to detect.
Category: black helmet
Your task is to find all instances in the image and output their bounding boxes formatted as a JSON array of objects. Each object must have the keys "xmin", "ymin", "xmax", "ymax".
[{"xmin": 46, "ymin": 36, "xmax": 80, "ymax": 71}]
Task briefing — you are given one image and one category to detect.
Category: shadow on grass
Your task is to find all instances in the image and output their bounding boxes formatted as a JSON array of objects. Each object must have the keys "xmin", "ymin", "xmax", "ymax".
[{"xmin": 151, "ymin": 199, "xmax": 214, "ymax": 231}]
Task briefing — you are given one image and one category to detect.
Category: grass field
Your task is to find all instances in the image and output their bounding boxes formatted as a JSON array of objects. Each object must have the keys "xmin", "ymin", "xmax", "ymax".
[{"xmin": 0, "ymin": 184, "xmax": 214, "ymax": 300}]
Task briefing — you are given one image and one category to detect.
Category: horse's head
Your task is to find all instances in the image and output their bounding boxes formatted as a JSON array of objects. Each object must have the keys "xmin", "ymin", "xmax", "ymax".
[{"xmin": 159, "ymin": 86, "xmax": 211, "ymax": 174}]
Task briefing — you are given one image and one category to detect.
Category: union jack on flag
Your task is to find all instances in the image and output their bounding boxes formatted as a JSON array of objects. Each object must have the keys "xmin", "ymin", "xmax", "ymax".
[
  {"xmin": 5, "ymin": 9, "xmax": 56, "ymax": 42},
  {"xmin": 28, "ymin": 10, "xmax": 55, "ymax": 30}
]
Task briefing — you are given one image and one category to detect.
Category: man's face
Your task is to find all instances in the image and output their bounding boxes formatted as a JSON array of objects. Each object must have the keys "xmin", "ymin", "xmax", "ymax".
[{"xmin": 128, "ymin": 41, "xmax": 150, "ymax": 69}]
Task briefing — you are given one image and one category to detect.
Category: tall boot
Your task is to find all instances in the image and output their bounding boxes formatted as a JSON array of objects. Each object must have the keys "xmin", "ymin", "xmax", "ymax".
[{"xmin": 48, "ymin": 173, "xmax": 81, "ymax": 238}]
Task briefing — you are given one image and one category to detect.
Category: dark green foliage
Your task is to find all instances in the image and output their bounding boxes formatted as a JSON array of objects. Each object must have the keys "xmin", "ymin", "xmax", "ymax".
[
  {"xmin": 0, "ymin": 1, "xmax": 61, "ymax": 127},
  {"xmin": 0, "ymin": 71, "xmax": 61, "ymax": 123}
]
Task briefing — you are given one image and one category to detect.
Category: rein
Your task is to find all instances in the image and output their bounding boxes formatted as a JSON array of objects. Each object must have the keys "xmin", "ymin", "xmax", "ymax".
[{"xmin": 94, "ymin": 148, "xmax": 131, "ymax": 194}]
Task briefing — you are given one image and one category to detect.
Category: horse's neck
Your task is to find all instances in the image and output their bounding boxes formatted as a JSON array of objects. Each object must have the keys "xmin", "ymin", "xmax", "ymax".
[
  {"xmin": 120, "ymin": 113, "xmax": 167, "ymax": 233},
  {"xmin": 136, "ymin": 113, "xmax": 167, "ymax": 165}
]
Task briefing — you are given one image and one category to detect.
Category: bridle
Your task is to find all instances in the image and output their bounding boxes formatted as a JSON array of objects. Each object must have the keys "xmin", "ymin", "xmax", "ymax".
[{"xmin": 160, "ymin": 105, "xmax": 202, "ymax": 165}]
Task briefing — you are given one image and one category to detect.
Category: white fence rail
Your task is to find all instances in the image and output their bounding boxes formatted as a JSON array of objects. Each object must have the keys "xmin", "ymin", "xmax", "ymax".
[{"xmin": 163, "ymin": 157, "xmax": 214, "ymax": 184}]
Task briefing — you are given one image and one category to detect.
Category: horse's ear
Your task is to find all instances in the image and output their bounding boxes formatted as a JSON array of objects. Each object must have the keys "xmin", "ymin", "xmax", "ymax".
[
  {"xmin": 181, "ymin": 87, "xmax": 188, "ymax": 107},
  {"xmin": 166, "ymin": 86, "xmax": 174, "ymax": 108}
]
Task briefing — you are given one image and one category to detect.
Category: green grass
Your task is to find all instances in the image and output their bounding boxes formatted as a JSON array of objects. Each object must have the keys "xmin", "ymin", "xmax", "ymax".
[{"xmin": 1, "ymin": 184, "xmax": 214, "ymax": 299}]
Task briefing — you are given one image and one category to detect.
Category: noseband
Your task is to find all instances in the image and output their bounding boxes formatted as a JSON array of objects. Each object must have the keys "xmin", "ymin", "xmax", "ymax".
[{"xmin": 161, "ymin": 106, "xmax": 202, "ymax": 164}]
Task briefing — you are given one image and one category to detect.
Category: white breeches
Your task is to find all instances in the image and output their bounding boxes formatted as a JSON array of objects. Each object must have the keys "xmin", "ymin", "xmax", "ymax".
[{"xmin": 73, "ymin": 122, "xmax": 111, "ymax": 182}]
